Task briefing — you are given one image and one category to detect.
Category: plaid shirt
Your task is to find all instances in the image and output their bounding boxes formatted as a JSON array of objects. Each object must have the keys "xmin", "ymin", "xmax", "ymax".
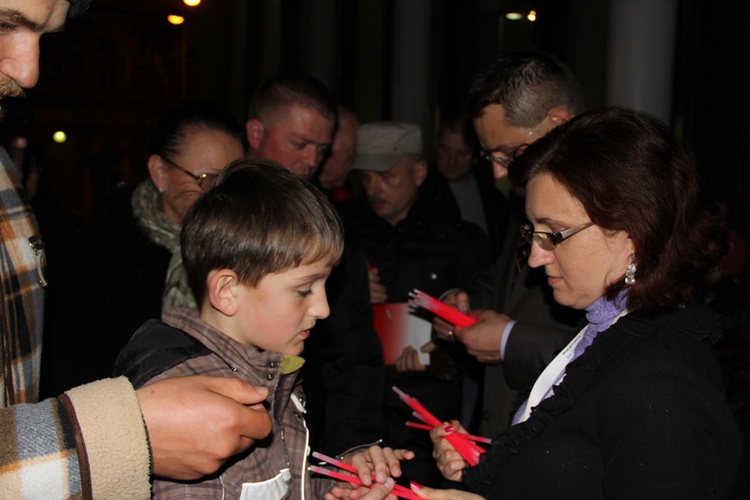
[
  {"xmin": 0, "ymin": 397, "xmax": 82, "ymax": 498},
  {"xmin": 0, "ymin": 377, "xmax": 152, "ymax": 500},
  {"xmin": 135, "ymin": 308, "xmax": 333, "ymax": 499},
  {"xmin": 0, "ymin": 147, "xmax": 45, "ymax": 406}
]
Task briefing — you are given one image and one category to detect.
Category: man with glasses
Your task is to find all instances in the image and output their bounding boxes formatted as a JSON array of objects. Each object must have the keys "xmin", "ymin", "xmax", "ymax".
[{"xmin": 436, "ymin": 50, "xmax": 588, "ymax": 436}]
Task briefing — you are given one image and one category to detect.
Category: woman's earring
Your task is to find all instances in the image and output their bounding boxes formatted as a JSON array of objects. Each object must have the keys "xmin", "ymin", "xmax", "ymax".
[
  {"xmin": 625, "ymin": 258, "xmax": 636, "ymax": 285},
  {"xmin": 158, "ymin": 187, "xmax": 166, "ymax": 194}
]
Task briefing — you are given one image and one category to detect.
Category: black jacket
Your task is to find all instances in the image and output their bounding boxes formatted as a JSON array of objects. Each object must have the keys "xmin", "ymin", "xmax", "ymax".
[
  {"xmin": 41, "ymin": 184, "xmax": 172, "ymax": 396},
  {"xmin": 342, "ymin": 171, "xmax": 494, "ymax": 303},
  {"xmin": 465, "ymin": 303, "xmax": 741, "ymax": 499},
  {"xmin": 428, "ymin": 162, "xmax": 511, "ymax": 260}
]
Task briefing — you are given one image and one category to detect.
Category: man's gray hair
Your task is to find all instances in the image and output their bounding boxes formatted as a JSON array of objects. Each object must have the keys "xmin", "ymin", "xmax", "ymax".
[{"xmin": 466, "ymin": 50, "xmax": 585, "ymax": 128}]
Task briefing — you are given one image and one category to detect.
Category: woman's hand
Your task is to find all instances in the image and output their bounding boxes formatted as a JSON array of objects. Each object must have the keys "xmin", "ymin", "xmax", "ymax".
[
  {"xmin": 411, "ymin": 482, "xmax": 484, "ymax": 500},
  {"xmin": 430, "ymin": 421, "xmax": 468, "ymax": 482},
  {"xmin": 326, "ymin": 480, "xmax": 484, "ymax": 500},
  {"xmin": 325, "ymin": 479, "xmax": 397, "ymax": 500}
]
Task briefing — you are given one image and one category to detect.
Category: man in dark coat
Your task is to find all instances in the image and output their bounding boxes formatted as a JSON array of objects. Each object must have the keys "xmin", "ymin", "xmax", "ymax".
[{"xmin": 344, "ymin": 121, "xmax": 493, "ymax": 486}]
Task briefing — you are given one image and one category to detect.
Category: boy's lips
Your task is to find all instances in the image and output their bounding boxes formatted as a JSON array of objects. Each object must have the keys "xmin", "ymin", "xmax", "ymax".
[{"xmin": 298, "ymin": 329, "xmax": 311, "ymax": 339}]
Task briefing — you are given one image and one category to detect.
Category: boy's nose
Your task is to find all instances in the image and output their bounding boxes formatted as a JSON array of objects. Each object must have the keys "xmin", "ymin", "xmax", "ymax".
[{"xmin": 311, "ymin": 289, "xmax": 330, "ymax": 319}]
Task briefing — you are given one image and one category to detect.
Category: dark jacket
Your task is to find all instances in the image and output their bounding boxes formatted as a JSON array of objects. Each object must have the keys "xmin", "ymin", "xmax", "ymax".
[
  {"xmin": 41, "ymin": 184, "xmax": 172, "ymax": 396},
  {"xmin": 342, "ymin": 172, "xmax": 494, "ymax": 303},
  {"xmin": 465, "ymin": 303, "xmax": 741, "ymax": 499},
  {"xmin": 342, "ymin": 171, "xmax": 494, "ymax": 484},
  {"xmin": 304, "ymin": 179, "xmax": 386, "ymax": 456},
  {"xmin": 302, "ymin": 229, "xmax": 386, "ymax": 456},
  {"xmin": 428, "ymin": 162, "xmax": 511, "ymax": 260}
]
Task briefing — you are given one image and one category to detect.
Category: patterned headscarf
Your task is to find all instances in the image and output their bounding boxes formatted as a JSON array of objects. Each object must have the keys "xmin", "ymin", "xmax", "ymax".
[{"xmin": 131, "ymin": 180, "xmax": 196, "ymax": 310}]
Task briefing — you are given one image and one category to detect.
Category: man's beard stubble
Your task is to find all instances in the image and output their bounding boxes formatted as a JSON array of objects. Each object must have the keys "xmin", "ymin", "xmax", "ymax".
[{"xmin": 0, "ymin": 80, "xmax": 25, "ymax": 120}]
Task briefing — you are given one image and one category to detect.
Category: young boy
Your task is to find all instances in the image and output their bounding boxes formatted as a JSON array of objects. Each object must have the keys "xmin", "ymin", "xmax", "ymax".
[{"xmin": 115, "ymin": 159, "xmax": 343, "ymax": 499}]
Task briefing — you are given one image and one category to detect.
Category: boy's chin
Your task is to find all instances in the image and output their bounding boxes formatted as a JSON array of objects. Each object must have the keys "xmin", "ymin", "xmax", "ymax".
[{"xmin": 283, "ymin": 342, "xmax": 305, "ymax": 357}]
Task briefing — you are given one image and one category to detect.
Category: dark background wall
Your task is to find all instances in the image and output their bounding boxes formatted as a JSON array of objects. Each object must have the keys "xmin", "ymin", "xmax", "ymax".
[{"xmin": 5, "ymin": 0, "xmax": 748, "ymax": 282}]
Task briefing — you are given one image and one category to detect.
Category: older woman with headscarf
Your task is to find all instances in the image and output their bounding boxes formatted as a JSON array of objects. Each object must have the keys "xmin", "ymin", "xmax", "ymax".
[{"xmin": 42, "ymin": 100, "xmax": 245, "ymax": 395}]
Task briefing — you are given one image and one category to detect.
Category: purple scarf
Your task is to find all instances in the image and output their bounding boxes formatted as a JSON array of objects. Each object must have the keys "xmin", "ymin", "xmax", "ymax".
[{"xmin": 574, "ymin": 291, "xmax": 629, "ymax": 359}]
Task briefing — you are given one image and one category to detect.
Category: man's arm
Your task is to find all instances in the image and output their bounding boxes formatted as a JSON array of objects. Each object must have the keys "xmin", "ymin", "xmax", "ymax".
[
  {"xmin": 0, "ymin": 376, "xmax": 272, "ymax": 500},
  {"xmin": 0, "ymin": 377, "xmax": 149, "ymax": 500}
]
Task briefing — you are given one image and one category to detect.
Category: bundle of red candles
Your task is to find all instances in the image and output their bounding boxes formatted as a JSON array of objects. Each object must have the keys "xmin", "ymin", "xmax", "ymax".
[
  {"xmin": 393, "ymin": 386, "xmax": 487, "ymax": 466},
  {"xmin": 310, "ymin": 451, "xmax": 421, "ymax": 500},
  {"xmin": 408, "ymin": 289, "xmax": 477, "ymax": 328}
]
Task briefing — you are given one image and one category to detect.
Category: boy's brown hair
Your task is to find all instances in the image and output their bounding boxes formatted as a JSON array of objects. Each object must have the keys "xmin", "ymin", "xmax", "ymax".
[{"xmin": 181, "ymin": 159, "xmax": 344, "ymax": 304}]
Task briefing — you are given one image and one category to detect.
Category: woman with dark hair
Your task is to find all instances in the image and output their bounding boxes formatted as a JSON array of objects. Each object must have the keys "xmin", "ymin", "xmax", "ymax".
[
  {"xmin": 332, "ymin": 108, "xmax": 740, "ymax": 500},
  {"xmin": 42, "ymin": 100, "xmax": 245, "ymax": 396}
]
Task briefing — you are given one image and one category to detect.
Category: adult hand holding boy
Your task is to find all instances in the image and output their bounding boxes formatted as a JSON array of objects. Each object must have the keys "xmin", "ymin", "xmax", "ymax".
[{"xmin": 137, "ymin": 375, "xmax": 272, "ymax": 479}]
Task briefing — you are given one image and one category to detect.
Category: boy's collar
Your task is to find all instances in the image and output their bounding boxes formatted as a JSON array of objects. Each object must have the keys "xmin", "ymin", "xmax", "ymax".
[{"xmin": 281, "ymin": 354, "xmax": 305, "ymax": 374}]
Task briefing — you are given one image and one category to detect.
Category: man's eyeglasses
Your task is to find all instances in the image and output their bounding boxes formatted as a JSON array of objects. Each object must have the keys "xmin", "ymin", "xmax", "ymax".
[
  {"xmin": 480, "ymin": 124, "xmax": 539, "ymax": 168},
  {"xmin": 520, "ymin": 221, "xmax": 594, "ymax": 251},
  {"xmin": 162, "ymin": 157, "xmax": 219, "ymax": 192}
]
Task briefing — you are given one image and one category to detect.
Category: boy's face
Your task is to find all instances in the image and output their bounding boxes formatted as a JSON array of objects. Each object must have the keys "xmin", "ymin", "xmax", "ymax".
[{"xmin": 232, "ymin": 259, "xmax": 333, "ymax": 356}]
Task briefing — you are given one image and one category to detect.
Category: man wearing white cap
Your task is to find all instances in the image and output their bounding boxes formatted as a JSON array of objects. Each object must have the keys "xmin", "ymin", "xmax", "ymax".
[{"xmin": 346, "ymin": 121, "xmax": 492, "ymax": 485}]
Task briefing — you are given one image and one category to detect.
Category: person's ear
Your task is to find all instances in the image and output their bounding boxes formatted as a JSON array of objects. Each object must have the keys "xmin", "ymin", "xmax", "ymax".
[
  {"xmin": 413, "ymin": 160, "xmax": 428, "ymax": 187},
  {"xmin": 245, "ymin": 119, "xmax": 265, "ymax": 150},
  {"xmin": 207, "ymin": 269, "xmax": 239, "ymax": 316},
  {"xmin": 546, "ymin": 106, "xmax": 574, "ymax": 128},
  {"xmin": 147, "ymin": 154, "xmax": 169, "ymax": 193}
]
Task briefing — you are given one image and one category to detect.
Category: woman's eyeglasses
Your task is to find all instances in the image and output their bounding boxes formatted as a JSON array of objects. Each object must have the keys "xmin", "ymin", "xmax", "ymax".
[
  {"xmin": 520, "ymin": 221, "xmax": 594, "ymax": 250},
  {"xmin": 162, "ymin": 157, "xmax": 219, "ymax": 192}
]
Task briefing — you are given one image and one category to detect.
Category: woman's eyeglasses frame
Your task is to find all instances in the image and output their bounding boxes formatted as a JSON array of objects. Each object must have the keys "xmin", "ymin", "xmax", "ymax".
[
  {"xmin": 520, "ymin": 221, "xmax": 595, "ymax": 251},
  {"xmin": 161, "ymin": 156, "xmax": 219, "ymax": 192}
]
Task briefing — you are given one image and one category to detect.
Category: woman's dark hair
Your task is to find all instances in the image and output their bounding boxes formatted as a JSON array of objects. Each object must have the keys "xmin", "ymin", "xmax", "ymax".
[
  {"xmin": 509, "ymin": 107, "xmax": 727, "ymax": 315},
  {"xmin": 147, "ymin": 100, "xmax": 246, "ymax": 162}
]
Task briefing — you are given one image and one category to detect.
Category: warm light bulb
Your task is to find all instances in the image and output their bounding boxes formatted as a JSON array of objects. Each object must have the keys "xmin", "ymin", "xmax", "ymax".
[
  {"xmin": 168, "ymin": 15, "xmax": 185, "ymax": 25},
  {"xmin": 53, "ymin": 131, "xmax": 67, "ymax": 144},
  {"xmin": 184, "ymin": 0, "xmax": 201, "ymax": 6},
  {"xmin": 505, "ymin": 12, "xmax": 523, "ymax": 21},
  {"xmin": 527, "ymin": 10, "xmax": 537, "ymax": 22}
]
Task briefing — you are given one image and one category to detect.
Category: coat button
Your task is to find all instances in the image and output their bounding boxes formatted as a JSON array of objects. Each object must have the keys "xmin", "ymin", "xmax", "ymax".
[{"xmin": 266, "ymin": 374, "xmax": 275, "ymax": 381}]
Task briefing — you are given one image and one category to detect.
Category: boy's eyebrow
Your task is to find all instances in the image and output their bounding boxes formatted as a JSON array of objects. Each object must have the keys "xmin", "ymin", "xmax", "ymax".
[
  {"xmin": 0, "ymin": 8, "xmax": 66, "ymax": 33},
  {"xmin": 295, "ymin": 271, "xmax": 330, "ymax": 284}
]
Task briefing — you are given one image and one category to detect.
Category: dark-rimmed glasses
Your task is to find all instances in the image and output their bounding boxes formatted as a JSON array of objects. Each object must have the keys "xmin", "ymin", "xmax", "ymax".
[
  {"xmin": 520, "ymin": 221, "xmax": 594, "ymax": 250},
  {"xmin": 162, "ymin": 157, "xmax": 219, "ymax": 192}
]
